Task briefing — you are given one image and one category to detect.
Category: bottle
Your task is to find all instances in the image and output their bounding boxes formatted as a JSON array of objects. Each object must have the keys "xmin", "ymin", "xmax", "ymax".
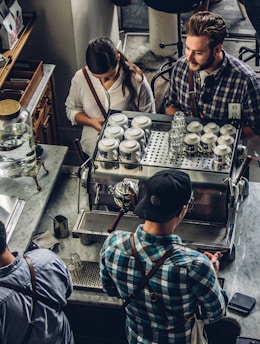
[{"xmin": 0, "ymin": 99, "xmax": 37, "ymax": 178}]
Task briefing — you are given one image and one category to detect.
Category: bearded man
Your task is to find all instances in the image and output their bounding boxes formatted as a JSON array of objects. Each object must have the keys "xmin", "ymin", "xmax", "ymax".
[{"xmin": 164, "ymin": 11, "xmax": 260, "ymax": 141}]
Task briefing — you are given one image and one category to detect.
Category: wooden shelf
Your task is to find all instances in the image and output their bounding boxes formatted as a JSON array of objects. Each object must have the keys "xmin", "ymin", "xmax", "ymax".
[
  {"xmin": 0, "ymin": 11, "xmax": 59, "ymax": 145},
  {"xmin": 0, "ymin": 12, "xmax": 36, "ymax": 88}
]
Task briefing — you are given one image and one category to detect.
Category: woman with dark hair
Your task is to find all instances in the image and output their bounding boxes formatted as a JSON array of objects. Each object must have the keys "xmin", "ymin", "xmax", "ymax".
[{"xmin": 66, "ymin": 37, "xmax": 155, "ymax": 158}]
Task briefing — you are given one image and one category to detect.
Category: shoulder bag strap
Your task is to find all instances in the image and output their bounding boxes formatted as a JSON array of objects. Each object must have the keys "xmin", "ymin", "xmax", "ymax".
[
  {"xmin": 20, "ymin": 255, "xmax": 37, "ymax": 344},
  {"xmin": 0, "ymin": 256, "xmax": 62, "ymax": 344},
  {"xmin": 0, "ymin": 258, "xmax": 61, "ymax": 311},
  {"xmin": 188, "ymin": 68, "xmax": 199, "ymax": 117},
  {"xmin": 82, "ymin": 67, "xmax": 107, "ymax": 118},
  {"xmin": 122, "ymin": 233, "xmax": 174, "ymax": 320}
]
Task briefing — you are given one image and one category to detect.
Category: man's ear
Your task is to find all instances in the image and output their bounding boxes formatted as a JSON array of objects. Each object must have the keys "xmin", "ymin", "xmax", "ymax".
[
  {"xmin": 214, "ymin": 43, "xmax": 223, "ymax": 56},
  {"xmin": 178, "ymin": 205, "xmax": 188, "ymax": 219}
]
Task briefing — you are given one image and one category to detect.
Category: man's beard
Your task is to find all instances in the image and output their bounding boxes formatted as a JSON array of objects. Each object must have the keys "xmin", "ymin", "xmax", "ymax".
[{"xmin": 188, "ymin": 53, "xmax": 215, "ymax": 71}]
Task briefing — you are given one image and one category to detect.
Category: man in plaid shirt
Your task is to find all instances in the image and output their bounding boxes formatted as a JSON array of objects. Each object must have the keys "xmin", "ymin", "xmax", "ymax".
[
  {"xmin": 100, "ymin": 169, "xmax": 227, "ymax": 343},
  {"xmin": 164, "ymin": 11, "xmax": 260, "ymax": 141}
]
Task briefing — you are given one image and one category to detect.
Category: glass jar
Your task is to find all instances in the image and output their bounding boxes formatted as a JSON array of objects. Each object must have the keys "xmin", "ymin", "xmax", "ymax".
[{"xmin": 0, "ymin": 99, "xmax": 37, "ymax": 178}]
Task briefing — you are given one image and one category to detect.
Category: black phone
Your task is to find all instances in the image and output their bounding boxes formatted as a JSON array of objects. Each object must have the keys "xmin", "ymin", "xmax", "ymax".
[{"xmin": 228, "ymin": 292, "xmax": 256, "ymax": 316}]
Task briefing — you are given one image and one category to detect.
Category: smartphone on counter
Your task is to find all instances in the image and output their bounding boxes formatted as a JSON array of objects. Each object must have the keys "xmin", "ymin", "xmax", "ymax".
[{"xmin": 228, "ymin": 292, "xmax": 256, "ymax": 316}]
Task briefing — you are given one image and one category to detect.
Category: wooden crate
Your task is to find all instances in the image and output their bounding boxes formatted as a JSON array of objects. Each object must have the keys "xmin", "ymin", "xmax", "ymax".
[{"xmin": 0, "ymin": 59, "xmax": 43, "ymax": 108}]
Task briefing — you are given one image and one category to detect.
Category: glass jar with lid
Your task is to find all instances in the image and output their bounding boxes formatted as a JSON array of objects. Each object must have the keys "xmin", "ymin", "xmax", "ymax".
[{"xmin": 0, "ymin": 99, "xmax": 37, "ymax": 178}]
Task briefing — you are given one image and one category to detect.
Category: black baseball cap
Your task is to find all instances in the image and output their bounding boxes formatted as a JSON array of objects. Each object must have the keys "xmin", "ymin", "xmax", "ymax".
[{"xmin": 134, "ymin": 169, "xmax": 192, "ymax": 223}]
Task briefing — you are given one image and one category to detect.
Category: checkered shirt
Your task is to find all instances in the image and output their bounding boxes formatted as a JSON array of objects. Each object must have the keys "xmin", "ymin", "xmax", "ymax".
[
  {"xmin": 100, "ymin": 225, "xmax": 226, "ymax": 344},
  {"xmin": 164, "ymin": 51, "xmax": 260, "ymax": 136}
]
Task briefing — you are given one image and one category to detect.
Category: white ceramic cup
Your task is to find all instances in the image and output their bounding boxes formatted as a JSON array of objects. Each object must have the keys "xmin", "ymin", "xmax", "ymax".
[
  {"xmin": 199, "ymin": 132, "xmax": 217, "ymax": 154},
  {"xmin": 203, "ymin": 122, "xmax": 220, "ymax": 135},
  {"xmin": 119, "ymin": 139, "xmax": 141, "ymax": 163},
  {"xmin": 98, "ymin": 138, "xmax": 119, "ymax": 161},
  {"xmin": 213, "ymin": 144, "xmax": 231, "ymax": 167},
  {"xmin": 124, "ymin": 127, "xmax": 146, "ymax": 151},
  {"xmin": 186, "ymin": 120, "xmax": 203, "ymax": 136},
  {"xmin": 184, "ymin": 133, "xmax": 200, "ymax": 155},
  {"xmin": 131, "ymin": 115, "xmax": 152, "ymax": 140},
  {"xmin": 108, "ymin": 113, "xmax": 128, "ymax": 130},
  {"xmin": 217, "ymin": 134, "xmax": 234, "ymax": 148},
  {"xmin": 104, "ymin": 125, "xmax": 124, "ymax": 142},
  {"xmin": 220, "ymin": 123, "xmax": 236, "ymax": 137}
]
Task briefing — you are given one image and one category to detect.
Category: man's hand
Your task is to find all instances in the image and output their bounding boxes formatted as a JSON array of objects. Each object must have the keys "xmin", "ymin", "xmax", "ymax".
[
  {"xmin": 241, "ymin": 125, "xmax": 260, "ymax": 141},
  {"xmin": 165, "ymin": 107, "xmax": 179, "ymax": 115},
  {"xmin": 204, "ymin": 251, "xmax": 222, "ymax": 273}
]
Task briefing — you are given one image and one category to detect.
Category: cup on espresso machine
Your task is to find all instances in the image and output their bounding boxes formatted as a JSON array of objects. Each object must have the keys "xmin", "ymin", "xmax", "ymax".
[
  {"xmin": 131, "ymin": 115, "xmax": 152, "ymax": 141},
  {"xmin": 98, "ymin": 138, "xmax": 119, "ymax": 169},
  {"xmin": 213, "ymin": 144, "xmax": 232, "ymax": 168},
  {"xmin": 104, "ymin": 125, "xmax": 124, "ymax": 142},
  {"xmin": 199, "ymin": 132, "xmax": 218, "ymax": 155},
  {"xmin": 108, "ymin": 113, "xmax": 128, "ymax": 130},
  {"xmin": 184, "ymin": 133, "xmax": 200, "ymax": 155},
  {"xmin": 124, "ymin": 127, "xmax": 146, "ymax": 151},
  {"xmin": 119, "ymin": 139, "xmax": 141, "ymax": 168}
]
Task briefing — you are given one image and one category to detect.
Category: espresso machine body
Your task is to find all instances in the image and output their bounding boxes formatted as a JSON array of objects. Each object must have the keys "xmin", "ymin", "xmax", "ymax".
[{"xmin": 73, "ymin": 110, "xmax": 249, "ymax": 262}]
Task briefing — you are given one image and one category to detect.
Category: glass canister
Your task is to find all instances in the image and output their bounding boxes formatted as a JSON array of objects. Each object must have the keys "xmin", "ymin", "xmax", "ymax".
[{"xmin": 0, "ymin": 99, "xmax": 37, "ymax": 178}]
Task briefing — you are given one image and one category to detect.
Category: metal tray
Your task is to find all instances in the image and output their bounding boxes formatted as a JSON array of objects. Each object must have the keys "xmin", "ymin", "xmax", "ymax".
[{"xmin": 62, "ymin": 258, "xmax": 102, "ymax": 292}]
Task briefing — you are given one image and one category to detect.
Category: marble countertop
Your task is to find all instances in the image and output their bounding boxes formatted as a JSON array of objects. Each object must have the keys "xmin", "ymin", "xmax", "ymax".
[
  {"xmin": 223, "ymin": 184, "xmax": 260, "ymax": 338},
  {"xmin": 36, "ymin": 165, "xmax": 122, "ymax": 308},
  {"xmin": 26, "ymin": 164, "xmax": 260, "ymax": 337},
  {"xmin": 0, "ymin": 144, "xmax": 68, "ymax": 253}
]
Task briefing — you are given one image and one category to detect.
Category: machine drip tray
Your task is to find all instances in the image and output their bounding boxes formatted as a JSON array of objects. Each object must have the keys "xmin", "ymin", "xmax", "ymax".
[
  {"xmin": 62, "ymin": 258, "xmax": 103, "ymax": 292},
  {"xmin": 73, "ymin": 209, "xmax": 236, "ymax": 258},
  {"xmin": 73, "ymin": 210, "xmax": 140, "ymax": 238}
]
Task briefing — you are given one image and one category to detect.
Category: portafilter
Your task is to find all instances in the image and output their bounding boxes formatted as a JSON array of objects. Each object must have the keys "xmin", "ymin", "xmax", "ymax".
[{"xmin": 107, "ymin": 179, "xmax": 139, "ymax": 233}]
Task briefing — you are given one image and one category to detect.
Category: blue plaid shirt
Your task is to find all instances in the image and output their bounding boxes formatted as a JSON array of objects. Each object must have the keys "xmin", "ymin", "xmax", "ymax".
[
  {"xmin": 100, "ymin": 226, "xmax": 226, "ymax": 344},
  {"xmin": 164, "ymin": 51, "xmax": 260, "ymax": 136}
]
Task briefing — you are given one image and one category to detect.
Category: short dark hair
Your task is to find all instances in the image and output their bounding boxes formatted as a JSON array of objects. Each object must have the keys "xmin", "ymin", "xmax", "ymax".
[
  {"xmin": 186, "ymin": 11, "xmax": 227, "ymax": 49},
  {"xmin": 0, "ymin": 221, "xmax": 7, "ymax": 254},
  {"xmin": 86, "ymin": 37, "xmax": 118, "ymax": 74}
]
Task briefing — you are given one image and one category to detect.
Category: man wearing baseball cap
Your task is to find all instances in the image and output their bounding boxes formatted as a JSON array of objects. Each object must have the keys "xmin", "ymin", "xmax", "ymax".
[{"xmin": 100, "ymin": 169, "xmax": 228, "ymax": 343}]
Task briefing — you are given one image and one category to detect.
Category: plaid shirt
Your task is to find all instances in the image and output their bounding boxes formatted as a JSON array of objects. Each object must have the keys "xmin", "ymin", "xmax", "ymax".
[
  {"xmin": 164, "ymin": 51, "xmax": 260, "ymax": 136},
  {"xmin": 100, "ymin": 226, "xmax": 226, "ymax": 344}
]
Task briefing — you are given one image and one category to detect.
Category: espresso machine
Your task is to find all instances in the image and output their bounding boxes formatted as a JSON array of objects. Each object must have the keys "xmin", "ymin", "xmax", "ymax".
[{"xmin": 73, "ymin": 111, "xmax": 250, "ymax": 268}]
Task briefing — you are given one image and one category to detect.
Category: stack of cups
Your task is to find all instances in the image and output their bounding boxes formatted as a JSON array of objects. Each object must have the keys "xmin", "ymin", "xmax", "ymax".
[
  {"xmin": 171, "ymin": 111, "xmax": 186, "ymax": 134},
  {"xmin": 168, "ymin": 112, "xmax": 186, "ymax": 161}
]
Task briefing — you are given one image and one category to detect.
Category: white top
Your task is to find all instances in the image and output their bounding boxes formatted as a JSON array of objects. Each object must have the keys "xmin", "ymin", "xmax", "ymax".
[{"xmin": 65, "ymin": 66, "xmax": 155, "ymax": 157}]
